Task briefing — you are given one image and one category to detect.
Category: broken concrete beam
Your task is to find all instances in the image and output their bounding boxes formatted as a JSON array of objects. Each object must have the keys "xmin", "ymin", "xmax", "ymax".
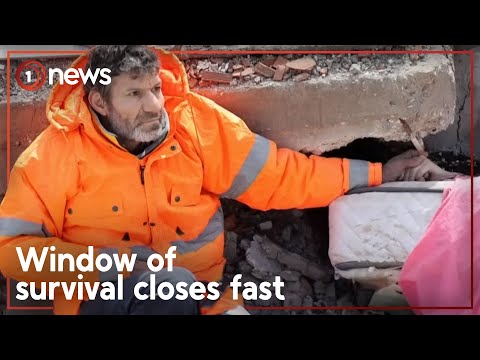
[{"xmin": 195, "ymin": 53, "xmax": 456, "ymax": 154}]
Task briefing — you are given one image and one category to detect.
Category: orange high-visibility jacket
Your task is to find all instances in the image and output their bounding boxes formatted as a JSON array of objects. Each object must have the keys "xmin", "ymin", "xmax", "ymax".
[{"xmin": 0, "ymin": 48, "xmax": 382, "ymax": 315}]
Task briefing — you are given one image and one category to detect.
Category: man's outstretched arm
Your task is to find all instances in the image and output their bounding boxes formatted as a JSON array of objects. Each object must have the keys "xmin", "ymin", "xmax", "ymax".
[{"xmin": 187, "ymin": 93, "xmax": 385, "ymax": 211}]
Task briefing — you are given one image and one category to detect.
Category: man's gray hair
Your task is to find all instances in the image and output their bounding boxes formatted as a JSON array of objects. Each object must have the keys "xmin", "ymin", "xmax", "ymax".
[{"xmin": 83, "ymin": 45, "xmax": 160, "ymax": 100}]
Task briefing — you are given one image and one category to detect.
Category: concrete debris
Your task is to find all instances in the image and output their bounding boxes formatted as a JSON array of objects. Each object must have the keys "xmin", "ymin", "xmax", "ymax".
[
  {"xmin": 179, "ymin": 46, "xmax": 433, "ymax": 91},
  {"xmin": 293, "ymin": 72, "xmax": 310, "ymax": 82},
  {"xmin": 239, "ymin": 238, "xmax": 251, "ymax": 251},
  {"xmin": 349, "ymin": 63, "xmax": 361, "ymax": 75},
  {"xmin": 313, "ymin": 280, "xmax": 327, "ymax": 295},
  {"xmin": 285, "ymin": 280, "xmax": 302, "ymax": 293},
  {"xmin": 220, "ymin": 196, "xmax": 345, "ymax": 314},
  {"xmin": 284, "ymin": 292, "xmax": 302, "ymax": 307},
  {"xmin": 258, "ymin": 221, "xmax": 273, "ymax": 231},
  {"xmin": 303, "ymin": 296, "xmax": 314, "ymax": 307},
  {"xmin": 281, "ymin": 225, "xmax": 292, "ymax": 242},
  {"xmin": 257, "ymin": 235, "xmax": 330, "ymax": 281},
  {"xmin": 224, "ymin": 231, "xmax": 238, "ymax": 263},
  {"xmin": 245, "ymin": 238, "xmax": 283, "ymax": 280},
  {"xmin": 216, "ymin": 191, "xmax": 418, "ymax": 315},
  {"xmin": 286, "ymin": 56, "xmax": 317, "ymax": 71},
  {"xmin": 280, "ymin": 270, "xmax": 301, "ymax": 282},
  {"xmin": 238, "ymin": 260, "xmax": 253, "ymax": 274}
]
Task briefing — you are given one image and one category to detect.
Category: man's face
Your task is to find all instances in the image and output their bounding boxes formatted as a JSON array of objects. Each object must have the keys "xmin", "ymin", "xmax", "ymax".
[{"xmin": 103, "ymin": 71, "xmax": 166, "ymax": 143}]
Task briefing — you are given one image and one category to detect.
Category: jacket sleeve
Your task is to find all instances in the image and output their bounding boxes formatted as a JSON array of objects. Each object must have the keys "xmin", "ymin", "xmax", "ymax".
[
  {"xmin": 187, "ymin": 93, "xmax": 382, "ymax": 211},
  {"xmin": 0, "ymin": 130, "xmax": 130, "ymax": 291}
]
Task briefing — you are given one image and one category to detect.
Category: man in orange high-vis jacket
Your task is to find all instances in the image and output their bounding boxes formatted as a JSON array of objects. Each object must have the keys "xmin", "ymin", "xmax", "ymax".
[{"xmin": 0, "ymin": 45, "xmax": 430, "ymax": 315}]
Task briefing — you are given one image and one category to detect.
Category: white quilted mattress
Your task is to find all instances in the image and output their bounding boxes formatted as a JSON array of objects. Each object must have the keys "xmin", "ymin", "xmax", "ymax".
[{"xmin": 328, "ymin": 181, "xmax": 454, "ymax": 272}]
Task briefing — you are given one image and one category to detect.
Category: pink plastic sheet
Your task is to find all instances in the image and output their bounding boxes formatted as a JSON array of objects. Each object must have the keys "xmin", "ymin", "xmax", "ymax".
[{"xmin": 399, "ymin": 176, "xmax": 479, "ymax": 314}]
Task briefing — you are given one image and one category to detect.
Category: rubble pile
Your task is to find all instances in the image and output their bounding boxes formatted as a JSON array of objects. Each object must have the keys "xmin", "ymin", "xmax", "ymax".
[
  {"xmin": 220, "ymin": 199, "xmax": 379, "ymax": 315},
  {"xmin": 183, "ymin": 45, "xmax": 430, "ymax": 90},
  {"xmin": 0, "ymin": 45, "xmax": 439, "ymax": 103}
]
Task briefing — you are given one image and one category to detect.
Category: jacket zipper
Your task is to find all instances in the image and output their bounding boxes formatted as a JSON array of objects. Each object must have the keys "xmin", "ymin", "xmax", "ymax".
[{"xmin": 140, "ymin": 165, "xmax": 145, "ymax": 185}]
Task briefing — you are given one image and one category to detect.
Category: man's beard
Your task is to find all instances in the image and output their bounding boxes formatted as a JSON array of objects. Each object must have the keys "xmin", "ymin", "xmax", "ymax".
[{"xmin": 106, "ymin": 108, "xmax": 168, "ymax": 144}]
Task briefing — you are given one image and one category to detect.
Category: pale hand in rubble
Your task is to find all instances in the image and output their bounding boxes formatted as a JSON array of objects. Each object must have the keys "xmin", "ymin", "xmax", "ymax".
[
  {"xmin": 400, "ymin": 157, "xmax": 463, "ymax": 181},
  {"xmin": 382, "ymin": 149, "xmax": 427, "ymax": 183}
]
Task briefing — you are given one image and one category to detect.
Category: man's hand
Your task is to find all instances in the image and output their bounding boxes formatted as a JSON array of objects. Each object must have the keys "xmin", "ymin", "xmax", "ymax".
[
  {"xmin": 382, "ymin": 150, "xmax": 427, "ymax": 183},
  {"xmin": 401, "ymin": 157, "xmax": 462, "ymax": 181}
]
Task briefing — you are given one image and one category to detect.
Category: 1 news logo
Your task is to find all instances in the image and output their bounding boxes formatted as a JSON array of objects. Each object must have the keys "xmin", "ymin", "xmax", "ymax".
[{"xmin": 15, "ymin": 60, "xmax": 111, "ymax": 91}]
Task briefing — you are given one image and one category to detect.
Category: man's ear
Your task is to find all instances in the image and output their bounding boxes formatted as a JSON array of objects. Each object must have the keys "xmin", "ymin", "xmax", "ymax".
[{"xmin": 88, "ymin": 91, "xmax": 108, "ymax": 116}]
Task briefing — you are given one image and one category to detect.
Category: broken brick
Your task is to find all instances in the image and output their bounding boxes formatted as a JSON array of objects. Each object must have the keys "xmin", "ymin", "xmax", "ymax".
[
  {"xmin": 273, "ymin": 65, "xmax": 286, "ymax": 81},
  {"xmin": 210, "ymin": 58, "xmax": 225, "ymax": 64},
  {"xmin": 188, "ymin": 68, "xmax": 197, "ymax": 79},
  {"xmin": 273, "ymin": 56, "xmax": 288, "ymax": 69},
  {"xmin": 233, "ymin": 71, "xmax": 243, "ymax": 78},
  {"xmin": 241, "ymin": 58, "xmax": 253, "ymax": 67},
  {"xmin": 233, "ymin": 64, "xmax": 245, "ymax": 71},
  {"xmin": 261, "ymin": 57, "xmax": 276, "ymax": 67},
  {"xmin": 286, "ymin": 57, "xmax": 316, "ymax": 71},
  {"xmin": 254, "ymin": 62, "xmax": 275, "ymax": 78},
  {"xmin": 320, "ymin": 67, "xmax": 328, "ymax": 75},
  {"xmin": 241, "ymin": 67, "xmax": 255, "ymax": 77},
  {"xmin": 200, "ymin": 71, "xmax": 233, "ymax": 84},
  {"xmin": 188, "ymin": 78, "xmax": 198, "ymax": 88}
]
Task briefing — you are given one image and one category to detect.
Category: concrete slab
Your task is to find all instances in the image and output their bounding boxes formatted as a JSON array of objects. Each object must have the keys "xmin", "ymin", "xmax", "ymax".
[
  {"xmin": 425, "ymin": 47, "xmax": 480, "ymax": 156},
  {"xmin": 196, "ymin": 53, "xmax": 456, "ymax": 154}
]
